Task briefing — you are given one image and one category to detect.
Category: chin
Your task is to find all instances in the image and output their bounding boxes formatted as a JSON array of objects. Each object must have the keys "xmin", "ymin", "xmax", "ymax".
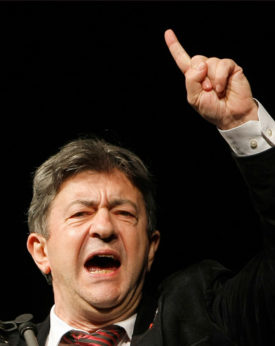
[{"xmin": 85, "ymin": 287, "xmax": 124, "ymax": 310}]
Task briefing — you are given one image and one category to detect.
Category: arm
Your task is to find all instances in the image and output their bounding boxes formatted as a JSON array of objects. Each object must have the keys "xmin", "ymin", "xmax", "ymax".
[
  {"xmin": 164, "ymin": 27, "xmax": 275, "ymax": 240},
  {"xmin": 164, "ymin": 29, "xmax": 275, "ymax": 345},
  {"xmin": 164, "ymin": 28, "xmax": 275, "ymax": 241},
  {"xmin": 212, "ymin": 147, "xmax": 275, "ymax": 346}
]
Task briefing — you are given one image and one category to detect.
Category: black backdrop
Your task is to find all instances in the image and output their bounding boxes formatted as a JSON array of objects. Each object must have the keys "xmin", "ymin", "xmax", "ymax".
[{"xmin": 1, "ymin": 1, "xmax": 274, "ymax": 322}]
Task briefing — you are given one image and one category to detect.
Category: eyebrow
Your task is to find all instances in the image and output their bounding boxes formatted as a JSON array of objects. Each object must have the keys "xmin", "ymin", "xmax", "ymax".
[
  {"xmin": 109, "ymin": 199, "xmax": 139, "ymax": 213},
  {"xmin": 66, "ymin": 198, "xmax": 139, "ymax": 213}
]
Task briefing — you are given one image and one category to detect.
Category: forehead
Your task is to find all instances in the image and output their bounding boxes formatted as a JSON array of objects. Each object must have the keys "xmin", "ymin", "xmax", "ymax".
[{"xmin": 53, "ymin": 169, "xmax": 144, "ymax": 205}]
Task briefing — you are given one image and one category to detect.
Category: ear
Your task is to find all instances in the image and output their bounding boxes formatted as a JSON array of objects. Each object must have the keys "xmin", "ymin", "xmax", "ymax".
[
  {"xmin": 147, "ymin": 230, "xmax": 160, "ymax": 272},
  {"xmin": 27, "ymin": 233, "xmax": 51, "ymax": 275}
]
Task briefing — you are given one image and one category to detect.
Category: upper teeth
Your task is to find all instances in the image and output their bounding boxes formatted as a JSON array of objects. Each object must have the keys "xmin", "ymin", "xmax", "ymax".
[{"xmin": 97, "ymin": 255, "xmax": 114, "ymax": 258}]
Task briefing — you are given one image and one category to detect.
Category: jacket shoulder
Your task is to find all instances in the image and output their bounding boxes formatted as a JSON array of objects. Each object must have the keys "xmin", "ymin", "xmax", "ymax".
[{"xmin": 160, "ymin": 259, "xmax": 231, "ymax": 295}]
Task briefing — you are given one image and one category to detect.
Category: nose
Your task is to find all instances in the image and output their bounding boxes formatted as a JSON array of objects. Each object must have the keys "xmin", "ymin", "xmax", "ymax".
[{"xmin": 89, "ymin": 208, "xmax": 116, "ymax": 242}]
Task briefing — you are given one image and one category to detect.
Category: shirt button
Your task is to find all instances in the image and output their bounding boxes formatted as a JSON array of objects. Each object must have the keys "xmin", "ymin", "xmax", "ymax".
[
  {"xmin": 267, "ymin": 128, "xmax": 273, "ymax": 137},
  {"xmin": 250, "ymin": 139, "xmax": 258, "ymax": 149}
]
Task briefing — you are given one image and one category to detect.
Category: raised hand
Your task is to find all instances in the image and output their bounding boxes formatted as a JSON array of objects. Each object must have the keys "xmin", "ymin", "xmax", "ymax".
[{"xmin": 164, "ymin": 29, "xmax": 258, "ymax": 130}]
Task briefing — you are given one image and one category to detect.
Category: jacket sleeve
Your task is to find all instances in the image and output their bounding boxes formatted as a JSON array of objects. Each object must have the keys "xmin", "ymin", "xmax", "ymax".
[{"xmin": 210, "ymin": 147, "xmax": 275, "ymax": 346}]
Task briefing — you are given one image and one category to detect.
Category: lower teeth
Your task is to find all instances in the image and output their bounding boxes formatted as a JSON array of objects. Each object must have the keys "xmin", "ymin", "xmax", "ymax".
[{"xmin": 90, "ymin": 268, "xmax": 114, "ymax": 273}]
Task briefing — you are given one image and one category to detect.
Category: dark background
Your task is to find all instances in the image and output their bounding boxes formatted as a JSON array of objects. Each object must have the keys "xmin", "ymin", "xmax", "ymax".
[{"xmin": 1, "ymin": 1, "xmax": 274, "ymax": 322}]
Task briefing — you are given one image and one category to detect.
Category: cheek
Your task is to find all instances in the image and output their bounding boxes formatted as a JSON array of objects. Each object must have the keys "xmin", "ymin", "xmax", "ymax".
[
  {"xmin": 123, "ymin": 228, "xmax": 150, "ymax": 268},
  {"xmin": 46, "ymin": 228, "xmax": 84, "ymax": 271},
  {"xmin": 46, "ymin": 240, "xmax": 68, "ymax": 272}
]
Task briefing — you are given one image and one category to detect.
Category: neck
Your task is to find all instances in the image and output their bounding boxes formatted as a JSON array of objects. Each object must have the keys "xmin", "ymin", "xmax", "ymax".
[{"xmin": 53, "ymin": 287, "xmax": 143, "ymax": 332}]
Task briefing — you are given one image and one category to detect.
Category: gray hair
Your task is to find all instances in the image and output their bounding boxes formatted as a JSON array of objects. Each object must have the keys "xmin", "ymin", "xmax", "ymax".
[{"xmin": 28, "ymin": 137, "xmax": 157, "ymax": 239}]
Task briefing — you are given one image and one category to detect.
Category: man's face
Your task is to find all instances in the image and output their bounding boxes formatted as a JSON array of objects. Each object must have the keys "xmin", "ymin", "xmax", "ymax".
[{"xmin": 28, "ymin": 169, "xmax": 159, "ymax": 325}]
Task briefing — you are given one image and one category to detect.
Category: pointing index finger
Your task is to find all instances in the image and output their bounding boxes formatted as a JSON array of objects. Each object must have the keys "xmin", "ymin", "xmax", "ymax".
[{"xmin": 164, "ymin": 29, "xmax": 191, "ymax": 74}]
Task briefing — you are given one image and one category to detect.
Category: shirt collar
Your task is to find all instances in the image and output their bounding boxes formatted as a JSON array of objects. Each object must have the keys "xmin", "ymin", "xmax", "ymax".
[{"xmin": 47, "ymin": 305, "xmax": 137, "ymax": 346}]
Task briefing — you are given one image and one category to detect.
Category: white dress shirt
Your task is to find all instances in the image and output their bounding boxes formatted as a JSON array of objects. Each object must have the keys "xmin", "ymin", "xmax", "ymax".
[{"xmin": 46, "ymin": 306, "xmax": 137, "ymax": 346}]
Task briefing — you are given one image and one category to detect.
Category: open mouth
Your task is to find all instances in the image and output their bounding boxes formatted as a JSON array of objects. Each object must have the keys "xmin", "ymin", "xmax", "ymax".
[{"xmin": 85, "ymin": 254, "xmax": 121, "ymax": 274}]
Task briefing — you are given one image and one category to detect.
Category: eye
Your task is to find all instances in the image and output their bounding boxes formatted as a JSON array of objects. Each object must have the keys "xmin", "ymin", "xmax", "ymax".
[
  {"xmin": 71, "ymin": 211, "xmax": 91, "ymax": 218},
  {"xmin": 118, "ymin": 211, "xmax": 134, "ymax": 216},
  {"xmin": 114, "ymin": 209, "xmax": 137, "ymax": 220}
]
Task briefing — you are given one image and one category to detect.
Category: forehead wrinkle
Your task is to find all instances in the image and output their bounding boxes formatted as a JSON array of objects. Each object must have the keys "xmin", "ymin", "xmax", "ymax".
[{"xmin": 66, "ymin": 199, "xmax": 98, "ymax": 210}]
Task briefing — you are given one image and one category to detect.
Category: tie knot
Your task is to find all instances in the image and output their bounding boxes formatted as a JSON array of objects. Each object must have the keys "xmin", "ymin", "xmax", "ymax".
[{"xmin": 61, "ymin": 325, "xmax": 126, "ymax": 345}]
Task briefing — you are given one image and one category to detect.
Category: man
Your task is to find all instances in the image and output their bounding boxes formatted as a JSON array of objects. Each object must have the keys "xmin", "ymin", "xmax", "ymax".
[{"xmin": 2, "ymin": 29, "xmax": 275, "ymax": 345}]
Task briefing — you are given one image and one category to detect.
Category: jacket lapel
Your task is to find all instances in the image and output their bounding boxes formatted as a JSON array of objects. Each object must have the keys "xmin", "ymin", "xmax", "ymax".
[{"xmin": 131, "ymin": 289, "xmax": 162, "ymax": 345}]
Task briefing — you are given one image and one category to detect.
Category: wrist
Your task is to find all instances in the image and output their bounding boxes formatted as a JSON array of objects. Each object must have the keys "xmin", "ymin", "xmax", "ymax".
[{"xmin": 218, "ymin": 99, "xmax": 259, "ymax": 130}]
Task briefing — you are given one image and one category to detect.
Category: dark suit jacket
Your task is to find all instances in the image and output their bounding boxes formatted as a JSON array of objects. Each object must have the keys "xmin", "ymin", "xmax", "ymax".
[{"xmin": 2, "ymin": 148, "xmax": 275, "ymax": 346}]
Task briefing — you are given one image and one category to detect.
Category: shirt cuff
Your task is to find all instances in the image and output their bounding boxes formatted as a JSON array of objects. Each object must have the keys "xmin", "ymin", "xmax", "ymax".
[{"xmin": 218, "ymin": 100, "xmax": 275, "ymax": 156}]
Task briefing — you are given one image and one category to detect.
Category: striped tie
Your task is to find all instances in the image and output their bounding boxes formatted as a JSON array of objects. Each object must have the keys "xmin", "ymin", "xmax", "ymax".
[{"xmin": 60, "ymin": 325, "xmax": 126, "ymax": 345}]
